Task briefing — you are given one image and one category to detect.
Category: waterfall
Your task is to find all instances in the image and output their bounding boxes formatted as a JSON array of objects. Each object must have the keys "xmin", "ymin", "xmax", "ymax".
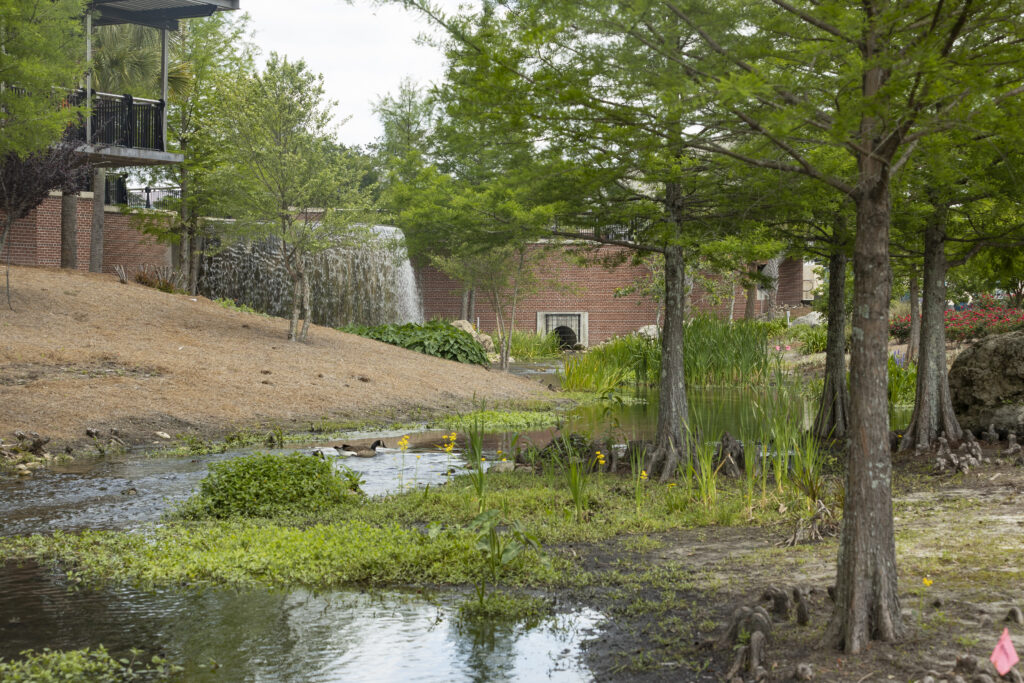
[{"xmin": 198, "ymin": 226, "xmax": 424, "ymax": 328}]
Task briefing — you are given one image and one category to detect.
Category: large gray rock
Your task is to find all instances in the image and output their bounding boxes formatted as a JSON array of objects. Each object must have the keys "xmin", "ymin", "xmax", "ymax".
[
  {"xmin": 949, "ymin": 329, "xmax": 1024, "ymax": 434},
  {"xmin": 451, "ymin": 319, "xmax": 494, "ymax": 352},
  {"xmin": 791, "ymin": 311, "xmax": 824, "ymax": 327},
  {"xmin": 637, "ymin": 324, "xmax": 660, "ymax": 339}
]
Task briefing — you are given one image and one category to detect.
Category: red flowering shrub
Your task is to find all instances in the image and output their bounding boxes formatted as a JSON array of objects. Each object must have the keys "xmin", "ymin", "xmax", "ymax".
[{"xmin": 890, "ymin": 295, "xmax": 1024, "ymax": 343}]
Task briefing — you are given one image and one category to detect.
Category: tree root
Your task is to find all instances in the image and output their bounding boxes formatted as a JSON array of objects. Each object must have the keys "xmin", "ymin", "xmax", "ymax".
[{"xmin": 777, "ymin": 500, "xmax": 837, "ymax": 546}]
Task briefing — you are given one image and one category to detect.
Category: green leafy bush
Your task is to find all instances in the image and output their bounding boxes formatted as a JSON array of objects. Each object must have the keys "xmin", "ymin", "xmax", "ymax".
[
  {"xmin": 0, "ymin": 646, "xmax": 179, "ymax": 682},
  {"xmin": 341, "ymin": 320, "xmax": 488, "ymax": 365},
  {"xmin": 178, "ymin": 451, "xmax": 361, "ymax": 519}
]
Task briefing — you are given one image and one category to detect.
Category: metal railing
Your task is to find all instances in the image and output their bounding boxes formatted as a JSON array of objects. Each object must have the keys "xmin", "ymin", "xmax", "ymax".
[{"xmin": 66, "ymin": 89, "xmax": 165, "ymax": 152}]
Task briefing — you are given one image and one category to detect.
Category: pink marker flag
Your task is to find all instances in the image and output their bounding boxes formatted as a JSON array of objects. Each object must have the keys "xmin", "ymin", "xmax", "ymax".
[{"xmin": 991, "ymin": 628, "xmax": 1020, "ymax": 676}]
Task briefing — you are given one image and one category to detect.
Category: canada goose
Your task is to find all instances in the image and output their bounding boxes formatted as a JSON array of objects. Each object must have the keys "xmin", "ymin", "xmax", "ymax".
[{"xmin": 340, "ymin": 439, "xmax": 387, "ymax": 458}]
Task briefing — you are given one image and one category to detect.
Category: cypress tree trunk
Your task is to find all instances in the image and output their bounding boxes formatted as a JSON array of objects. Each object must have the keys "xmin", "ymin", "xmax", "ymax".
[
  {"xmin": 824, "ymin": 167, "xmax": 901, "ymax": 653},
  {"xmin": 89, "ymin": 168, "xmax": 105, "ymax": 272},
  {"xmin": 744, "ymin": 276, "xmax": 758, "ymax": 320},
  {"xmin": 60, "ymin": 191, "xmax": 77, "ymax": 269},
  {"xmin": 298, "ymin": 264, "xmax": 311, "ymax": 342},
  {"xmin": 900, "ymin": 209, "xmax": 962, "ymax": 450},
  {"xmin": 813, "ymin": 248, "xmax": 849, "ymax": 442},
  {"xmin": 907, "ymin": 273, "xmax": 920, "ymax": 362},
  {"xmin": 646, "ymin": 243, "xmax": 689, "ymax": 481}
]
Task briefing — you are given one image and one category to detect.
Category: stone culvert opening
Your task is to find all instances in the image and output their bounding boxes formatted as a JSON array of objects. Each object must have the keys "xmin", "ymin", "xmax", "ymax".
[{"xmin": 553, "ymin": 325, "xmax": 577, "ymax": 349}]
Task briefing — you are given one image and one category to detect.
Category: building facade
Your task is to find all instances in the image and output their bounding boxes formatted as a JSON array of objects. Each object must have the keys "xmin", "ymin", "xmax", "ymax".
[{"xmin": 416, "ymin": 245, "xmax": 806, "ymax": 346}]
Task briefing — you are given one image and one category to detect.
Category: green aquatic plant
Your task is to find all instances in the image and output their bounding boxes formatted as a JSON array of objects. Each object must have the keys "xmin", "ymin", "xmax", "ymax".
[
  {"xmin": 0, "ymin": 646, "xmax": 180, "ymax": 682},
  {"xmin": 466, "ymin": 509, "xmax": 543, "ymax": 607},
  {"xmin": 175, "ymin": 451, "xmax": 360, "ymax": 519},
  {"xmin": 466, "ymin": 418, "xmax": 486, "ymax": 512}
]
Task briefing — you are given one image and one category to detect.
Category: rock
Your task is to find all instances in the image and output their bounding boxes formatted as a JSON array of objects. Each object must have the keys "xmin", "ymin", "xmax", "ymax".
[
  {"xmin": 791, "ymin": 311, "xmax": 824, "ymax": 327},
  {"xmin": 514, "ymin": 464, "xmax": 535, "ymax": 473},
  {"xmin": 488, "ymin": 460, "xmax": 515, "ymax": 473},
  {"xmin": 476, "ymin": 332, "xmax": 495, "ymax": 353},
  {"xmin": 794, "ymin": 662, "xmax": 814, "ymax": 680},
  {"xmin": 949, "ymin": 330, "xmax": 1024, "ymax": 434},
  {"xmin": 155, "ymin": 431, "xmax": 171, "ymax": 440},
  {"xmin": 637, "ymin": 324, "xmax": 660, "ymax": 339},
  {"xmin": 1005, "ymin": 606, "xmax": 1024, "ymax": 624},
  {"xmin": 972, "ymin": 675, "xmax": 994, "ymax": 683},
  {"xmin": 86, "ymin": 427, "xmax": 100, "ymax": 438},
  {"xmin": 451, "ymin": 319, "xmax": 475, "ymax": 335}
]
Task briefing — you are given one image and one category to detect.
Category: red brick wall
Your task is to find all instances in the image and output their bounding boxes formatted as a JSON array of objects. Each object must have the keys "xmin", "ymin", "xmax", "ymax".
[
  {"xmin": 101, "ymin": 207, "xmax": 172, "ymax": 274},
  {"xmin": 417, "ymin": 248, "xmax": 807, "ymax": 345},
  {"xmin": 0, "ymin": 194, "xmax": 170, "ymax": 273}
]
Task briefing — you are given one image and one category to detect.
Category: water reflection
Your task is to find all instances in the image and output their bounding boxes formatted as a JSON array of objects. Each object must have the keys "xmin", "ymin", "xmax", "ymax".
[{"xmin": 0, "ymin": 562, "xmax": 600, "ymax": 682}]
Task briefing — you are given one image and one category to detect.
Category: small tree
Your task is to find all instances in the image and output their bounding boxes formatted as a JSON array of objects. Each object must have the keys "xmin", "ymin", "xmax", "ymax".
[
  {"xmin": 0, "ymin": 141, "xmax": 91, "ymax": 306},
  {"xmin": 218, "ymin": 54, "xmax": 376, "ymax": 341},
  {"xmin": 0, "ymin": 0, "xmax": 86, "ymax": 158}
]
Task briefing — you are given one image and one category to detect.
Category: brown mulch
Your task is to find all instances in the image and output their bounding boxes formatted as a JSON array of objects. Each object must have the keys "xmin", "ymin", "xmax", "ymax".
[{"xmin": 0, "ymin": 266, "xmax": 549, "ymax": 447}]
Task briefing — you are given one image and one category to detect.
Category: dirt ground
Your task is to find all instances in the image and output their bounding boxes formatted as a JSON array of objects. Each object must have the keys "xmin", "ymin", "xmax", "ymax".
[
  {"xmin": 576, "ymin": 453, "xmax": 1024, "ymax": 682},
  {"xmin": 0, "ymin": 266, "xmax": 549, "ymax": 448}
]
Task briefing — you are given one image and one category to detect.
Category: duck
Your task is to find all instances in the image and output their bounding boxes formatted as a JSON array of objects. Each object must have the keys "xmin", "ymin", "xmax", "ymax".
[{"xmin": 339, "ymin": 439, "xmax": 387, "ymax": 458}]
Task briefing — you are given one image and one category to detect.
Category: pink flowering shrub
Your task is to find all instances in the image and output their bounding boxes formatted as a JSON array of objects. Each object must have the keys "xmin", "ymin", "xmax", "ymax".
[{"xmin": 890, "ymin": 295, "xmax": 1024, "ymax": 343}]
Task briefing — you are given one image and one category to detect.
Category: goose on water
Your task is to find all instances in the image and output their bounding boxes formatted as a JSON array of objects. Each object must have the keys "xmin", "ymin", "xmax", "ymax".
[{"xmin": 340, "ymin": 439, "xmax": 387, "ymax": 458}]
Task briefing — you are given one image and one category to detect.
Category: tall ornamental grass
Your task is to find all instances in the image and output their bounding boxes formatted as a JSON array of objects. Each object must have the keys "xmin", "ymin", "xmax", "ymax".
[{"xmin": 559, "ymin": 315, "xmax": 785, "ymax": 392}]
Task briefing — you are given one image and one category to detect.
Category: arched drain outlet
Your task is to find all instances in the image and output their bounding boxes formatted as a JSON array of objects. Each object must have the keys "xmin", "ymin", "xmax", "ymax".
[{"xmin": 553, "ymin": 325, "xmax": 577, "ymax": 349}]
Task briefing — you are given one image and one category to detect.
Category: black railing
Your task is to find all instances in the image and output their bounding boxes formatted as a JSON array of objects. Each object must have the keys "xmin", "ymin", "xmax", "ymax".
[
  {"xmin": 66, "ymin": 89, "xmax": 164, "ymax": 152},
  {"xmin": 125, "ymin": 186, "xmax": 180, "ymax": 209}
]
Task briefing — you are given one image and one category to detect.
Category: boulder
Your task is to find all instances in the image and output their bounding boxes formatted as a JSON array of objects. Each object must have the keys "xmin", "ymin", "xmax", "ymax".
[
  {"xmin": 488, "ymin": 460, "xmax": 515, "ymax": 473},
  {"xmin": 451, "ymin": 319, "xmax": 476, "ymax": 335},
  {"xmin": 451, "ymin": 319, "xmax": 496, "ymax": 353},
  {"xmin": 476, "ymin": 332, "xmax": 495, "ymax": 353},
  {"xmin": 637, "ymin": 324, "xmax": 660, "ymax": 339},
  {"xmin": 949, "ymin": 330, "xmax": 1024, "ymax": 434},
  {"xmin": 791, "ymin": 311, "xmax": 824, "ymax": 327}
]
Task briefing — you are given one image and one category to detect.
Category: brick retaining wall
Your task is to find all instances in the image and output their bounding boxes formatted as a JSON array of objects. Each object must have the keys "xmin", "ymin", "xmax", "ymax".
[{"xmin": 1, "ymin": 194, "xmax": 171, "ymax": 273}]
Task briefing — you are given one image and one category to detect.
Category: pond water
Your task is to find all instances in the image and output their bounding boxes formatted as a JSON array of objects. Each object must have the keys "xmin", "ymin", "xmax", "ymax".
[{"xmin": 0, "ymin": 561, "xmax": 601, "ymax": 682}]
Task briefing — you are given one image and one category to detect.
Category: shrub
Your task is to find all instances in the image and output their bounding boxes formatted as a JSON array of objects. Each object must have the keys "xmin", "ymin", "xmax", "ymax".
[
  {"xmin": 177, "ymin": 451, "xmax": 361, "ymax": 519},
  {"xmin": 341, "ymin": 320, "xmax": 488, "ymax": 366},
  {"xmin": 789, "ymin": 325, "xmax": 829, "ymax": 355},
  {"xmin": 134, "ymin": 265, "xmax": 185, "ymax": 294}
]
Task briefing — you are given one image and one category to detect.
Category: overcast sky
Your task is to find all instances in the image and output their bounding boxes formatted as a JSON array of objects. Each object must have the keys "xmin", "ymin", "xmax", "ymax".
[{"xmin": 240, "ymin": 0, "xmax": 466, "ymax": 149}]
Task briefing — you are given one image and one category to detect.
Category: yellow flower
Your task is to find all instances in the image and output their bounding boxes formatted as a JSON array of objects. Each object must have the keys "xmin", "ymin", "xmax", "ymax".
[
  {"xmin": 501, "ymin": 458, "xmax": 507, "ymax": 462},
  {"xmin": 667, "ymin": 482, "xmax": 676, "ymax": 488},
  {"xmin": 922, "ymin": 577, "xmax": 933, "ymax": 587},
  {"xmin": 640, "ymin": 470, "xmax": 648, "ymax": 481}
]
